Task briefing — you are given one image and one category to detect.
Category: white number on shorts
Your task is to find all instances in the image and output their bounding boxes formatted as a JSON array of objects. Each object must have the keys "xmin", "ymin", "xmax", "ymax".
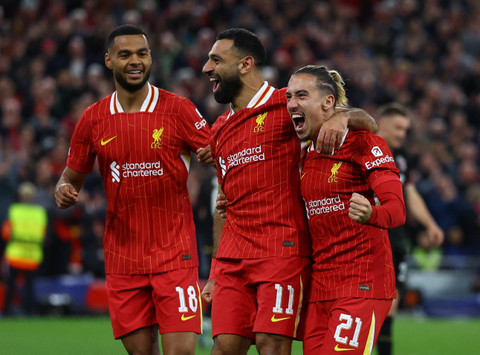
[
  {"xmin": 334, "ymin": 313, "xmax": 362, "ymax": 347},
  {"xmin": 175, "ymin": 285, "xmax": 198, "ymax": 313},
  {"xmin": 272, "ymin": 283, "xmax": 295, "ymax": 314}
]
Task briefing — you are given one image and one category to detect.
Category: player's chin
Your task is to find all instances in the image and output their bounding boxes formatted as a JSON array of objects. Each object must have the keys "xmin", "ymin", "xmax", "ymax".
[
  {"xmin": 127, "ymin": 77, "xmax": 145, "ymax": 85},
  {"xmin": 295, "ymin": 130, "xmax": 308, "ymax": 141}
]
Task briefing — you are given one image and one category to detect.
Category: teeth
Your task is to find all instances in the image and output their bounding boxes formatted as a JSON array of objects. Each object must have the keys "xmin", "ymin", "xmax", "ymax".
[
  {"xmin": 291, "ymin": 114, "xmax": 305, "ymax": 122},
  {"xmin": 291, "ymin": 113, "xmax": 305, "ymax": 129}
]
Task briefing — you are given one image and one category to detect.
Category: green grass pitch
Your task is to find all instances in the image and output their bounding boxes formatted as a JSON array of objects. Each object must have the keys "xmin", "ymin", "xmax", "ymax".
[{"xmin": 0, "ymin": 315, "xmax": 479, "ymax": 354}]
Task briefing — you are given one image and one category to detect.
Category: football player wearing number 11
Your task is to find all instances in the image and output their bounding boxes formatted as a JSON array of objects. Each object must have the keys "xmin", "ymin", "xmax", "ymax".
[
  {"xmin": 286, "ymin": 65, "xmax": 406, "ymax": 355},
  {"xmin": 201, "ymin": 28, "xmax": 378, "ymax": 355}
]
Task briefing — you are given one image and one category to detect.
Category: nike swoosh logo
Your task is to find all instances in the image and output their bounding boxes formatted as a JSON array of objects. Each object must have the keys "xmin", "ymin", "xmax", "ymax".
[
  {"xmin": 181, "ymin": 314, "xmax": 196, "ymax": 321},
  {"xmin": 334, "ymin": 344, "xmax": 355, "ymax": 351},
  {"xmin": 101, "ymin": 136, "xmax": 117, "ymax": 146},
  {"xmin": 270, "ymin": 315, "xmax": 291, "ymax": 322}
]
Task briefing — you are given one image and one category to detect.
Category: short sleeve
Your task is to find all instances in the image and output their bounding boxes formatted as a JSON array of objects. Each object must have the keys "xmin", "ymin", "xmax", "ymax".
[
  {"xmin": 66, "ymin": 110, "xmax": 96, "ymax": 173},
  {"xmin": 176, "ymin": 98, "xmax": 211, "ymax": 152}
]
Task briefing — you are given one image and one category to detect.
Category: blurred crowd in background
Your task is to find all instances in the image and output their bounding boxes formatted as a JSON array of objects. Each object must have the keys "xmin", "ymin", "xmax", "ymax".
[{"xmin": 0, "ymin": 0, "xmax": 479, "ymax": 286}]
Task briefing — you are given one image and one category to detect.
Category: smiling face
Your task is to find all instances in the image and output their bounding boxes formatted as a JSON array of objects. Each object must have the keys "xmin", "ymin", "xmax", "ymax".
[
  {"xmin": 202, "ymin": 39, "xmax": 243, "ymax": 104},
  {"xmin": 286, "ymin": 73, "xmax": 334, "ymax": 142},
  {"xmin": 105, "ymin": 34, "xmax": 152, "ymax": 93}
]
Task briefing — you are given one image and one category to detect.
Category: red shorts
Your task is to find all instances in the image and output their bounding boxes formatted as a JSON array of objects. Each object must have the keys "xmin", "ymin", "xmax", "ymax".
[
  {"xmin": 106, "ymin": 267, "xmax": 202, "ymax": 339},
  {"xmin": 303, "ymin": 298, "xmax": 392, "ymax": 355},
  {"xmin": 212, "ymin": 256, "xmax": 310, "ymax": 340}
]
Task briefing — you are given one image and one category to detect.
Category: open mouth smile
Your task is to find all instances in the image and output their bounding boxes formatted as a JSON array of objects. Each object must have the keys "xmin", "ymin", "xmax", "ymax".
[
  {"xmin": 291, "ymin": 113, "xmax": 306, "ymax": 130},
  {"xmin": 209, "ymin": 76, "xmax": 220, "ymax": 92}
]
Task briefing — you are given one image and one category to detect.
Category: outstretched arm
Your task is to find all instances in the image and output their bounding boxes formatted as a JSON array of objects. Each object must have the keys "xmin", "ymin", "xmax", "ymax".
[{"xmin": 316, "ymin": 108, "xmax": 377, "ymax": 155}]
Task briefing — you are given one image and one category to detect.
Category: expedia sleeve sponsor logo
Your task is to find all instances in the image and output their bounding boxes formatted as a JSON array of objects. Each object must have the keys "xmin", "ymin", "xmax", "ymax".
[
  {"xmin": 218, "ymin": 145, "xmax": 266, "ymax": 177},
  {"xmin": 194, "ymin": 109, "xmax": 207, "ymax": 130},
  {"xmin": 371, "ymin": 146, "xmax": 384, "ymax": 157},
  {"xmin": 306, "ymin": 195, "xmax": 345, "ymax": 216},
  {"xmin": 364, "ymin": 155, "xmax": 395, "ymax": 170},
  {"xmin": 195, "ymin": 119, "xmax": 207, "ymax": 130},
  {"xmin": 110, "ymin": 160, "xmax": 164, "ymax": 182}
]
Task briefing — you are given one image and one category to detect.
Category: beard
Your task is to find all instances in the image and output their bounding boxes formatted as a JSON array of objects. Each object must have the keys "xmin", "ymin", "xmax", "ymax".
[
  {"xmin": 114, "ymin": 68, "xmax": 151, "ymax": 93},
  {"xmin": 213, "ymin": 72, "xmax": 243, "ymax": 104}
]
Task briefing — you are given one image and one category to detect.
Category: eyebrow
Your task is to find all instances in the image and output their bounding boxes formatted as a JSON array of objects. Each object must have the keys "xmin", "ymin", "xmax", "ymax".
[
  {"xmin": 209, "ymin": 53, "xmax": 223, "ymax": 60},
  {"xmin": 117, "ymin": 47, "xmax": 149, "ymax": 55},
  {"xmin": 287, "ymin": 89, "xmax": 309, "ymax": 96}
]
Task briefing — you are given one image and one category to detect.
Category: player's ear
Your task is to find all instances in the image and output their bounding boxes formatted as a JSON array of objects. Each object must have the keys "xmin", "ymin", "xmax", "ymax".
[
  {"xmin": 238, "ymin": 56, "xmax": 254, "ymax": 74},
  {"xmin": 322, "ymin": 94, "xmax": 335, "ymax": 111},
  {"xmin": 105, "ymin": 53, "xmax": 112, "ymax": 70}
]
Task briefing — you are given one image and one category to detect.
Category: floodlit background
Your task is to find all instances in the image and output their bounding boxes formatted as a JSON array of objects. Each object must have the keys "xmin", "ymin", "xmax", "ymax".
[{"xmin": 0, "ymin": 0, "xmax": 479, "ymax": 353}]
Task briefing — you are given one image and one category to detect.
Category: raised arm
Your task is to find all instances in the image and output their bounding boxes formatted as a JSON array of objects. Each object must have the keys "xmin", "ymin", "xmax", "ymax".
[
  {"xmin": 316, "ymin": 108, "xmax": 377, "ymax": 155},
  {"xmin": 54, "ymin": 166, "xmax": 89, "ymax": 209}
]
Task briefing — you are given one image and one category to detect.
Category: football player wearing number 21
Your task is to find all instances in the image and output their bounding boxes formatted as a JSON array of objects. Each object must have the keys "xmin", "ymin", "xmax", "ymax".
[{"xmin": 286, "ymin": 65, "xmax": 406, "ymax": 355}]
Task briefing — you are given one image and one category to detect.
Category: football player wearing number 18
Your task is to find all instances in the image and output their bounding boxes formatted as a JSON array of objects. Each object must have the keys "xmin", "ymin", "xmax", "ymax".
[
  {"xmin": 54, "ymin": 25, "xmax": 210, "ymax": 355},
  {"xmin": 286, "ymin": 65, "xmax": 406, "ymax": 355}
]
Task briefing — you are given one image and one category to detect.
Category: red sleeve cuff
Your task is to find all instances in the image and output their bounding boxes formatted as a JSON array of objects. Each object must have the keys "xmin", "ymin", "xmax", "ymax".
[{"xmin": 367, "ymin": 179, "xmax": 406, "ymax": 229}]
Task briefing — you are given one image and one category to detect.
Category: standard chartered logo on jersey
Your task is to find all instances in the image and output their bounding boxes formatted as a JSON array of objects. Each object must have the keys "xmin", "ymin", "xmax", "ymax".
[
  {"xmin": 219, "ymin": 145, "xmax": 265, "ymax": 177},
  {"xmin": 306, "ymin": 195, "xmax": 345, "ymax": 217},
  {"xmin": 110, "ymin": 161, "xmax": 164, "ymax": 182}
]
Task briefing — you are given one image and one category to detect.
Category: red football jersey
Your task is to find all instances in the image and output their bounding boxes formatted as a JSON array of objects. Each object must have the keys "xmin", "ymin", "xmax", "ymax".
[
  {"xmin": 67, "ymin": 83, "xmax": 211, "ymax": 274},
  {"xmin": 301, "ymin": 129, "xmax": 399, "ymax": 301},
  {"xmin": 209, "ymin": 83, "xmax": 310, "ymax": 259}
]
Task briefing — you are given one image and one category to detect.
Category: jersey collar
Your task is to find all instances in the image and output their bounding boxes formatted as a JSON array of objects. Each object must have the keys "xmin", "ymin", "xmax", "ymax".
[
  {"xmin": 109, "ymin": 83, "xmax": 159, "ymax": 114},
  {"xmin": 226, "ymin": 81, "xmax": 275, "ymax": 119}
]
